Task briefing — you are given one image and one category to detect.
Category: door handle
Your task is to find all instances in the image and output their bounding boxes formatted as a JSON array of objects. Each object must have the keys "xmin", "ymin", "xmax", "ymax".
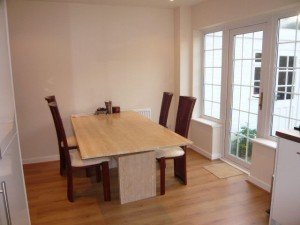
[
  {"xmin": 0, "ymin": 181, "xmax": 12, "ymax": 225},
  {"xmin": 297, "ymin": 152, "xmax": 300, "ymax": 155},
  {"xmin": 259, "ymin": 92, "xmax": 263, "ymax": 110}
]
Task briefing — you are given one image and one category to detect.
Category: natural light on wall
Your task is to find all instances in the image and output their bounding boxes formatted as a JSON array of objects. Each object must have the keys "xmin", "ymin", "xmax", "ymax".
[
  {"xmin": 271, "ymin": 15, "xmax": 300, "ymax": 135},
  {"xmin": 203, "ymin": 31, "xmax": 223, "ymax": 119}
]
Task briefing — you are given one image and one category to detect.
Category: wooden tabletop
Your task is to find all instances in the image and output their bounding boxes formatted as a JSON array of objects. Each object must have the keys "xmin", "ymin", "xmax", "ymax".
[
  {"xmin": 276, "ymin": 129, "xmax": 300, "ymax": 143},
  {"xmin": 71, "ymin": 111, "xmax": 193, "ymax": 159}
]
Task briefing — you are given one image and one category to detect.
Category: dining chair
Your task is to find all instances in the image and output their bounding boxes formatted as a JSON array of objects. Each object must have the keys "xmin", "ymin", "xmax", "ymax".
[
  {"xmin": 47, "ymin": 102, "xmax": 111, "ymax": 202},
  {"xmin": 45, "ymin": 95, "xmax": 78, "ymax": 176},
  {"xmin": 156, "ymin": 96, "xmax": 196, "ymax": 195},
  {"xmin": 159, "ymin": 92, "xmax": 173, "ymax": 128}
]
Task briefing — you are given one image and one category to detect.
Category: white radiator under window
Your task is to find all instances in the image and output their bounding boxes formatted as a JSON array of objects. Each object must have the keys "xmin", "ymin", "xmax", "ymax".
[{"xmin": 133, "ymin": 108, "xmax": 151, "ymax": 119}]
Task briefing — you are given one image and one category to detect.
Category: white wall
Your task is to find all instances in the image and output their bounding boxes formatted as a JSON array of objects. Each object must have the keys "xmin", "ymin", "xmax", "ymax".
[
  {"xmin": 7, "ymin": 0, "xmax": 175, "ymax": 163},
  {"xmin": 192, "ymin": 0, "xmax": 300, "ymax": 29}
]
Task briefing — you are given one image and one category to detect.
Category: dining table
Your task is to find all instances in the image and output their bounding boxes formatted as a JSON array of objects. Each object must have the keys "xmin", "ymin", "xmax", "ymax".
[{"xmin": 71, "ymin": 111, "xmax": 192, "ymax": 204}]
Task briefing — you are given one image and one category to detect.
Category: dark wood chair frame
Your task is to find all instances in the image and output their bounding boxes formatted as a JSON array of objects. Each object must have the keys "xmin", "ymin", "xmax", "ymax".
[
  {"xmin": 45, "ymin": 96, "xmax": 73, "ymax": 176},
  {"xmin": 159, "ymin": 92, "xmax": 173, "ymax": 128},
  {"xmin": 47, "ymin": 101, "xmax": 111, "ymax": 202},
  {"xmin": 157, "ymin": 96, "xmax": 196, "ymax": 195}
]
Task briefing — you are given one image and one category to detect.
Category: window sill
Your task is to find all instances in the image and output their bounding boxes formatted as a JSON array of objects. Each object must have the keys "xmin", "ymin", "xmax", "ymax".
[
  {"xmin": 252, "ymin": 138, "xmax": 277, "ymax": 150},
  {"xmin": 192, "ymin": 118, "xmax": 223, "ymax": 128}
]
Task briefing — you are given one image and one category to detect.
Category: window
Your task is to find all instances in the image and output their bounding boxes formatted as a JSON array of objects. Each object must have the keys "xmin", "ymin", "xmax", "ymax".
[
  {"xmin": 271, "ymin": 15, "xmax": 300, "ymax": 136},
  {"xmin": 276, "ymin": 56, "xmax": 295, "ymax": 100},
  {"xmin": 203, "ymin": 31, "xmax": 223, "ymax": 119},
  {"xmin": 253, "ymin": 52, "xmax": 262, "ymax": 96}
]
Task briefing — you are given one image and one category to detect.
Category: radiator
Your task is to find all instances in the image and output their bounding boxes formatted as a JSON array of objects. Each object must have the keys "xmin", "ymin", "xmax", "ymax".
[{"xmin": 133, "ymin": 108, "xmax": 152, "ymax": 119}]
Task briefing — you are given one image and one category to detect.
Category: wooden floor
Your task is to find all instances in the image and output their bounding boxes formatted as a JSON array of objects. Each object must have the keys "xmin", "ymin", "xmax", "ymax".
[{"xmin": 23, "ymin": 149, "xmax": 271, "ymax": 225}]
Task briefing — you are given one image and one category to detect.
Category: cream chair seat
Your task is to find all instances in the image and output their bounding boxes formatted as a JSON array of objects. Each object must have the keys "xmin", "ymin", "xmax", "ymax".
[
  {"xmin": 155, "ymin": 146, "xmax": 185, "ymax": 159},
  {"xmin": 69, "ymin": 149, "xmax": 110, "ymax": 167}
]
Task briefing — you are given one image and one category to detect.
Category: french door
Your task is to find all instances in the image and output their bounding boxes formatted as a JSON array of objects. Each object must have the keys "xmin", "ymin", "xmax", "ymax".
[{"xmin": 225, "ymin": 24, "xmax": 268, "ymax": 169}]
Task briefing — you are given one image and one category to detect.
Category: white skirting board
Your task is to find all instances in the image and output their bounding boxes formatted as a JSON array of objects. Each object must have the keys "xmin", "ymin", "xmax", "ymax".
[
  {"xmin": 247, "ymin": 175, "xmax": 271, "ymax": 193},
  {"xmin": 190, "ymin": 145, "xmax": 222, "ymax": 160},
  {"xmin": 22, "ymin": 155, "xmax": 60, "ymax": 164}
]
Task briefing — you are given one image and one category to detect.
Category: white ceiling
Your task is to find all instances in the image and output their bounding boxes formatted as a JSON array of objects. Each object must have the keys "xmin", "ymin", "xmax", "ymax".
[{"xmin": 30, "ymin": 0, "xmax": 206, "ymax": 8}]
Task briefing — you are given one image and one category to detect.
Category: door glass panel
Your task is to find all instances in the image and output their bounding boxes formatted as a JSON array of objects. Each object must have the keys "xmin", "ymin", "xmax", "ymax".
[{"xmin": 229, "ymin": 31, "xmax": 263, "ymax": 164}]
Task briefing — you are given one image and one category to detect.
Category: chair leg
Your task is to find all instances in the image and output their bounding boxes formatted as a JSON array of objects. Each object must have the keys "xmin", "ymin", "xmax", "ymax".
[
  {"xmin": 101, "ymin": 162, "xmax": 111, "ymax": 201},
  {"xmin": 59, "ymin": 147, "xmax": 66, "ymax": 176},
  {"xmin": 159, "ymin": 158, "xmax": 166, "ymax": 195},
  {"xmin": 67, "ymin": 167, "xmax": 74, "ymax": 202},
  {"xmin": 86, "ymin": 167, "xmax": 92, "ymax": 177},
  {"xmin": 96, "ymin": 165, "xmax": 101, "ymax": 183},
  {"xmin": 59, "ymin": 159, "xmax": 65, "ymax": 176},
  {"xmin": 174, "ymin": 154, "xmax": 187, "ymax": 185}
]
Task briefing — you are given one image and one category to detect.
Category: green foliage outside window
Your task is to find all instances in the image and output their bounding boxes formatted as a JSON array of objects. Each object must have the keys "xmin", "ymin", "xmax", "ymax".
[{"xmin": 231, "ymin": 126, "xmax": 257, "ymax": 162}]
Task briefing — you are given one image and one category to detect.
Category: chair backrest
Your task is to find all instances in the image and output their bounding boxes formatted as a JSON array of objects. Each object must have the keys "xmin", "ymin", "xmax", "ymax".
[
  {"xmin": 175, "ymin": 96, "xmax": 196, "ymax": 138},
  {"xmin": 45, "ymin": 95, "xmax": 56, "ymax": 103},
  {"xmin": 45, "ymin": 96, "xmax": 61, "ymax": 144},
  {"xmin": 159, "ymin": 92, "xmax": 173, "ymax": 127},
  {"xmin": 48, "ymin": 102, "xmax": 71, "ymax": 166},
  {"xmin": 48, "ymin": 102, "xmax": 68, "ymax": 147},
  {"xmin": 48, "ymin": 102, "xmax": 71, "ymax": 165}
]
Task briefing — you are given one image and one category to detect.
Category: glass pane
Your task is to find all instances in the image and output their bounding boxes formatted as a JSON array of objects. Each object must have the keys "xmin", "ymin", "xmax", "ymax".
[
  {"xmin": 240, "ymin": 87, "xmax": 250, "ymax": 112},
  {"xmin": 204, "ymin": 68, "xmax": 213, "ymax": 84},
  {"xmin": 288, "ymin": 56, "xmax": 295, "ymax": 68},
  {"xmin": 248, "ymin": 114, "xmax": 258, "ymax": 137},
  {"xmin": 214, "ymin": 32, "xmax": 223, "ymax": 49},
  {"xmin": 278, "ymin": 16, "xmax": 297, "ymax": 43},
  {"xmin": 290, "ymin": 94, "xmax": 300, "ymax": 120},
  {"xmin": 253, "ymin": 31, "xmax": 263, "ymax": 54},
  {"xmin": 214, "ymin": 50, "xmax": 222, "ymax": 67},
  {"xmin": 287, "ymin": 72, "xmax": 293, "ymax": 85},
  {"xmin": 235, "ymin": 35, "xmax": 243, "ymax": 59},
  {"xmin": 272, "ymin": 116, "xmax": 289, "ymax": 135},
  {"xmin": 239, "ymin": 112, "xmax": 249, "ymax": 133},
  {"xmin": 297, "ymin": 15, "xmax": 300, "ymax": 41},
  {"xmin": 243, "ymin": 33, "xmax": 253, "ymax": 59},
  {"xmin": 249, "ymin": 90, "xmax": 259, "ymax": 114},
  {"xmin": 232, "ymin": 85, "xmax": 241, "ymax": 110},
  {"xmin": 205, "ymin": 34, "xmax": 213, "ymax": 50},
  {"xmin": 278, "ymin": 71, "xmax": 286, "ymax": 85},
  {"xmin": 273, "ymin": 96, "xmax": 290, "ymax": 117},
  {"xmin": 212, "ymin": 85, "xmax": 221, "ymax": 103},
  {"xmin": 254, "ymin": 67, "xmax": 261, "ymax": 80},
  {"xmin": 205, "ymin": 51, "xmax": 213, "ymax": 67},
  {"xmin": 237, "ymin": 135, "xmax": 247, "ymax": 160},
  {"xmin": 290, "ymin": 119, "xmax": 299, "ymax": 129},
  {"xmin": 277, "ymin": 43, "xmax": 295, "ymax": 67},
  {"xmin": 213, "ymin": 68, "xmax": 222, "ymax": 85},
  {"xmin": 204, "ymin": 84, "xmax": 212, "ymax": 101},
  {"xmin": 230, "ymin": 133, "xmax": 238, "ymax": 156},
  {"xmin": 247, "ymin": 140, "xmax": 253, "ymax": 163},
  {"xmin": 204, "ymin": 101, "xmax": 212, "ymax": 116},
  {"xmin": 241, "ymin": 60, "xmax": 252, "ymax": 86},
  {"xmin": 231, "ymin": 110, "xmax": 240, "ymax": 133},
  {"xmin": 294, "ymin": 69, "xmax": 300, "ymax": 92},
  {"xmin": 212, "ymin": 103, "xmax": 220, "ymax": 119},
  {"xmin": 233, "ymin": 60, "xmax": 242, "ymax": 84}
]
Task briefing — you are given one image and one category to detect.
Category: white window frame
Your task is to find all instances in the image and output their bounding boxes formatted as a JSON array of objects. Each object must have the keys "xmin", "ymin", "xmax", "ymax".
[
  {"xmin": 197, "ymin": 6, "xmax": 300, "ymax": 144},
  {"xmin": 266, "ymin": 9, "xmax": 300, "ymax": 140},
  {"xmin": 224, "ymin": 23, "xmax": 269, "ymax": 169},
  {"xmin": 200, "ymin": 26, "xmax": 227, "ymax": 123}
]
